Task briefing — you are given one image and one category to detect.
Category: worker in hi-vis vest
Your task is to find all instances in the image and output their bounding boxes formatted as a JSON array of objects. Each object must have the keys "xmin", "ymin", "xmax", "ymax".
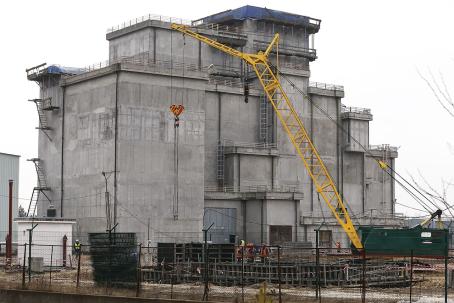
[{"xmin": 74, "ymin": 239, "xmax": 81, "ymax": 255}]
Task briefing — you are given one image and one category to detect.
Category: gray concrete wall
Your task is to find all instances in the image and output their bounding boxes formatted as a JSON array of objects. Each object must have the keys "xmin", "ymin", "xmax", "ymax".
[
  {"xmin": 31, "ymin": 11, "xmax": 400, "ymax": 248},
  {"xmin": 62, "ymin": 73, "xmax": 117, "ymax": 236},
  {"xmin": 37, "ymin": 75, "xmax": 64, "ymax": 217},
  {"xmin": 365, "ymin": 154, "xmax": 395, "ymax": 216},
  {"xmin": 343, "ymin": 152, "xmax": 365, "ymax": 215},
  {"xmin": 116, "ymin": 71, "xmax": 205, "ymax": 244}
]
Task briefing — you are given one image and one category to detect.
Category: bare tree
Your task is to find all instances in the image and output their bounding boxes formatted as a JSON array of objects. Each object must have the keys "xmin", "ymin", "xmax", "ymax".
[
  {"xmin": 406, "ymin": 69, "xmax": 454, "ymax": 219},
  {"xmin": 418, "ymin": 68, "xmax": 454, "ymax": 117}
]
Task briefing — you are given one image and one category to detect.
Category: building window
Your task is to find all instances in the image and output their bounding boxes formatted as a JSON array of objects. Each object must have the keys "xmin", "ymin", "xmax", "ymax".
[
  {"xmin": 269, "ymin": 225, "xmax": 292, "ymax": 245},
  {"xmin": 319, "ymin": 230, "xmax": 332, "ymax": 247}
]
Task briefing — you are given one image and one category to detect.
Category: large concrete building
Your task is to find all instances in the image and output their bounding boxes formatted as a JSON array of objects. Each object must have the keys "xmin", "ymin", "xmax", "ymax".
[{"xmin": 26, "ymin": 6, "xmax": 402, "ymax": 247}]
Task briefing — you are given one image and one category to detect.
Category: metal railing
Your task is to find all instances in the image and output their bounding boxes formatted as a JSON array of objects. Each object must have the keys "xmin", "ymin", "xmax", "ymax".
[
  {"xmin": 341, "ymin": 105, "xmax": 371, "ymax": 115},
  {"xmin": 79, "ymin": 54, "xmax": 208, "ymax": 74},
  {"xmin": 107, "ymin": 14, "xmax": 191, "ymax": 33},
  {"xmin": 309, "ymin": 81, "xmax": 344, "ymax": 91},
  {"xmin": 369, "ymin": 144, "xmax": 399, "ymax": 152},
  {"xmin": 222, "ymin": 141, "xmax": 277, "ymax": 149},
  {"xmin": 204, "ymin": 184, "xmax": 301, "ymax": 193}
]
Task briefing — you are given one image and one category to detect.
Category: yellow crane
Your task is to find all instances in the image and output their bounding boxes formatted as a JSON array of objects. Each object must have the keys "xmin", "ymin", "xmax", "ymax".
[{"xmin": 171, "ymin": 23, "xmax": 363, "ymax": 249}]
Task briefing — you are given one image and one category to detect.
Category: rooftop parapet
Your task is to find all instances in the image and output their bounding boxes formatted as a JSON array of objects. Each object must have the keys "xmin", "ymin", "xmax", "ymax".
[
  {"xmin": 341, "ymin": 105, "xmax": 373, "ymax": 121},
  {"xmin": 193, "ymin": 5, "xmax": 321, "ymax": 34},
  {"xmin": 106, "ymin": 13, "xmax": 247, "ymax": 46},
  {"xmin": 310, "ymin": 81, "xmax": 344, "ymax": 91},
  {"xmin": 368, "ymin": 144, "xmax": 399, "ymax": 158},
  {"xmin": 308, "ymin": 81, "xmax": 344, "ymax": 97}
]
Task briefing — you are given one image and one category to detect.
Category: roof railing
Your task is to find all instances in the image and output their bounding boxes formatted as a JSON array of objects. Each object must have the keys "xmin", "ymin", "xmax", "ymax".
[
  {"xmin": 107, "ymin": 14, "xmax": 192, "ymax": 34},
  {"xmin": 309, "ymin": 81, "xmax": 344, "ymax": 91},
  {"xmin": 204, "ymin": 184, "xmax": 301, "ymax": 193},
  {"xmin": 369, "ymin": 144, "xmax": 399, "ymax": 152},
  {"xmin": 222, "ymin": 140, "xmax": 277, "ymax": 149},
  {"xmin": 341, "ymin": 106, "xmax": 371, "ymax": 115}
]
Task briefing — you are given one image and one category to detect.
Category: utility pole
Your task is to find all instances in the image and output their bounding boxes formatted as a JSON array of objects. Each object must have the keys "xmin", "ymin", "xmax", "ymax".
[
  {"xmin": 202, "ymin": 222, "xmax": 214, "ymax": 301},
  {"xmin": 27, "ymin": 223, "xmax": 38, "ymax": 282},
  {"xmin": 147, "ymin": 218, "xmax": 150, "ymax": 253},
  {"xmin": 6, "ymin": 180, "xmax": 13, "ymax": 268},
  {"xmin": 314, "ymin": 222, "xmax": 325, "ymax": 303}
]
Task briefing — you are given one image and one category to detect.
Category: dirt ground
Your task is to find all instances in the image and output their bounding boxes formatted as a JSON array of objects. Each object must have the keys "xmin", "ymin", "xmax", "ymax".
[{"xmin": 0, "ymin": 262, "xmax": 453, "ymax": 303}]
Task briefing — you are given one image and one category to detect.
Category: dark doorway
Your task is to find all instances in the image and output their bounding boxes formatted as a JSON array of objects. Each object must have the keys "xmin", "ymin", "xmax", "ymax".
[{"xmin": 269, "ymin": 225, "xmax": 292, "ymax": 245}]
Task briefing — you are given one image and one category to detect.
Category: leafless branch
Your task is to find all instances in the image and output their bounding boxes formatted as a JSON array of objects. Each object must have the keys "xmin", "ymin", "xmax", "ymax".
[{"xmin": 417, "ymin": 68, "xmax": 454, "ymax": 117}]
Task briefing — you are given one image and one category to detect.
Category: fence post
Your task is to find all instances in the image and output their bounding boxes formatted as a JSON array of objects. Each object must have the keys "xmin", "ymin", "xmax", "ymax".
[
  {"xmin": 278, "ymin": 245, "xmax": 282, "ymax": 303},
  {"xmin": 76, "ymin": 246, "xmax": 81, "ymax": 289},
  {"xmin": 445, "ymin": 230, "xmax": 448, "ymax": 303},
  {"xmin": 241, "ymin": 246, "xmax": 244, "ymax": 303},
  {"xmin": 22, "ymin": 244, "xmax": 26, "ymax": 289},
  {"xmin": 62, "ymin": 235, "xmax": 67, "ymax": 267},
  {"xmin": 315, "ymin": 230, "xmax": 320, "ymax": 300},
  {"xmin": 49, "ymin": 245, "xmax": 53, "ymax": 287},
  {"xmin": 136, "ymin": 244, "xmax": 142, "ymax": 297},
  {"xmin": 410, "ymin": 250, "xmax": 413, "ymax": 302},
  {"xmin": 361, "ymin": 249, "xmax": 366, "ymax": 303}
]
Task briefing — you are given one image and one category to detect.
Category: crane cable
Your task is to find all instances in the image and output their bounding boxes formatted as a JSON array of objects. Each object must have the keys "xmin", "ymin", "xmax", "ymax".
[{"xmin": 270, "ymin": 63, "xmax": 445, "ymax": 216}]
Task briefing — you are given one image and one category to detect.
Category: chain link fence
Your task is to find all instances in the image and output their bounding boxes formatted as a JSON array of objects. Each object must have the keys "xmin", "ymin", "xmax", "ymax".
[{"xmin": 1, "ymin": 240, "xmax": 454, "ymax": 302}]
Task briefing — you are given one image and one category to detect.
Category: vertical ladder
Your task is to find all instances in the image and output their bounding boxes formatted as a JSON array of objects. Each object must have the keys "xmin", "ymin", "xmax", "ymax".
[
  {"xmin": 27, "ymin": 158, "xmax": 51, "ymax": 217},
  {"xmin": 259, "ymin": 95, "xmax": 268, "ymax": 143},
  {"xmin": 259, "ymin": 94, "xmax": 273, "ymax": 144},
  {"xmin": 216, "ymin": 142, "xmax": 224, "ymax": 188}
]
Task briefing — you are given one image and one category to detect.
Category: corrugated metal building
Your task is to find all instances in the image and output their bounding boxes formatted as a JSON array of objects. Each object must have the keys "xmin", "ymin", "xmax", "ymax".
[{"xmin": 0, "ymin": 152, "xmax": 20, "ymax": 243}]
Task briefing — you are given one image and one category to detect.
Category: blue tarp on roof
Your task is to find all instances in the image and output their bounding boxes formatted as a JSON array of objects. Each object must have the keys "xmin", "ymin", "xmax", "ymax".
[
  {"xmin": 197, "ymin": 5, "xmax": 316, "ymax": 27},
  {"xmin": 47, "ymin": 65, "xmax": 85, "ymax": 75}
]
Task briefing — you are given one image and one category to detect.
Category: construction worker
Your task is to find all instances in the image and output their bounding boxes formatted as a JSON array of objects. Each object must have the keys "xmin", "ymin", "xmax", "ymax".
[
  {"xmin": 74, "ymin": 239, "xmax": 81, "ymax": 255},
  {"xmin": 236, "ymin": 240, "xmax": 246, "ymax": 262},
  {"xmin": 335, "ymin": 241, "xmax": 341, "ymax": 253},
  {"xmin": 259, "ymin": 243, "xmax": 269, "ymax": 263},
  {"xmin": 246, "ymin": 242, "xmax": 255, "ymax": 263}
]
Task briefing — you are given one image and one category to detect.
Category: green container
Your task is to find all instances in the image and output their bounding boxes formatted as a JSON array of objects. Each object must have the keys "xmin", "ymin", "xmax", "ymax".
[{"xmin": 359, "ymin": 226, "xmax": 448, "ymax": 257}]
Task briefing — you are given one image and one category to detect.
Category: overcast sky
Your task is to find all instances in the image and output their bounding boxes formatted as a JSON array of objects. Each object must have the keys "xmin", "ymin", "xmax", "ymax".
[{"xmin": 1, "ymin": 0, "xmax": 452, "ymax": 217}]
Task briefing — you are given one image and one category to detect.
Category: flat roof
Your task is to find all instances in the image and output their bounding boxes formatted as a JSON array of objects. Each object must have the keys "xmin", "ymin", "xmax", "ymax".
[
  {"xmin": 15, "ymin": 217, "xmax": 76, "ymax": 223},
  {"xmin": 193, "ymin": 5, "xmax": 320, "ymax": 32},
  {"xmin": 0, "ymin": 152, "xmax": 20, "ymax": 158}
]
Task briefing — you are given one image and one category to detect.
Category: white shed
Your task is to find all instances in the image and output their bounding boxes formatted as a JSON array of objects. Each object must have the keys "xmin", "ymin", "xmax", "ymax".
[{"xmin": 16, "ymin": 218, "xmax": 75, "ymax": 266}]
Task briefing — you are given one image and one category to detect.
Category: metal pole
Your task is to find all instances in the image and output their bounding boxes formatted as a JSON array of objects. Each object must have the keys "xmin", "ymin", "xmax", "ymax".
[
  {"xmin": 76, "ymin": 246, "xmax": 81, "ymax": 288},
  {"xmin": 22, "ymin": 244, "xmax": 26, "ymax": 288},
  {"xmin": 445, "ymin": 230, "xmax": 448, "ymax": 303},
  {"xmin": 28, "ymin": 230, "xmax": 32, "ymax": 282},
  {"xmin": 49, "ymin": 245, "xmax": 53, "ymax": 287},
  {"xmin": 410, "ymin": 250, "xmax": 413, "ymax": 302},
  {"xmin": 315, "ymin": 230, "xmax": 320, "ymax": 299},
  {"xmin": 241, "ymin": 245, "xmax": 244, "ymax": 303},
  {"xmin": 278, "ymin": 245, "xmax": 282, "ymax": 303},
  {"xmin": 62, "ymin": 235, "xmax": 67, "ymax": 267},
  {"xmin": 6, "ymin": 180, "xmax": 13, "ymax": 268},
  {"xmin": 361, "ymin": 249, "xmax": 366, "ymax": 303},
  {"xmin": 202, "ymin": 223, "xmax": 214, "ymax": 301},
  {"xmin": 136, "ymin": 244, "xmax": 142, "ymax": 297}
]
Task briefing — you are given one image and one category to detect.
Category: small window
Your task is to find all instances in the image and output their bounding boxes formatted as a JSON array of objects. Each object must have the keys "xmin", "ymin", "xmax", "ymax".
[
  {"xmin": 319, "ymin": 230, "xmax": 332, "ymax": 247},
  {"xmin": 269, "ymin": 225, "xmax": 292, "ymax": 245}
]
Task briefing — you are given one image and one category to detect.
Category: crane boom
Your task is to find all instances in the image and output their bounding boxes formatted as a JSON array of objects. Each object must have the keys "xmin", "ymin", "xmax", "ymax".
[{"xmin": 171, "ymin": 23, "xmax": 363, "ymax": 249}]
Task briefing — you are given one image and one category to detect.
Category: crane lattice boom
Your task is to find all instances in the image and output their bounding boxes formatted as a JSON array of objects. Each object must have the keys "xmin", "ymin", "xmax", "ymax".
[{"xmin": 171, "ymin": 23, "xmax": 363, "ymax": 249}]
